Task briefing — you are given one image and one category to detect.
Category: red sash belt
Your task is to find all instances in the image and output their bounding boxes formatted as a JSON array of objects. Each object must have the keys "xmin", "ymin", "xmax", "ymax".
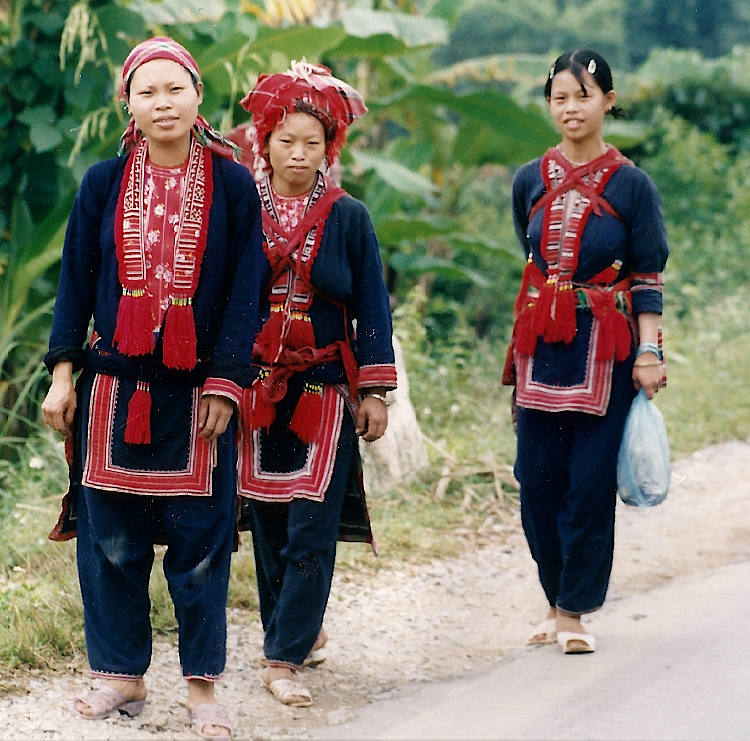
[
  {"xmin": 503, "ymin": 261, "xmax": 632, "ymax": 386},
  {"xmin": 244, "ymin": 337, "xmax": 359, "ymax": 444}
]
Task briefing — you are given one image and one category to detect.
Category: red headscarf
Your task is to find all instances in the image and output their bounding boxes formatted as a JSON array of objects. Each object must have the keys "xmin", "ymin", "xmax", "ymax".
[
  {"xmin": 238, "ymin": 60, "xmax": 367, "ymax": 177},
  {"xmin": 118, "ymin": 36, "xmax": 238, "ymax": 161}
]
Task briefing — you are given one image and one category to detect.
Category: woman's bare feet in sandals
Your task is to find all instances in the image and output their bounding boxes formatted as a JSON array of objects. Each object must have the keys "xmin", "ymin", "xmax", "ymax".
[
  {"xmin": 527, "ymin": 607, "xmax": 557, "ymax": 645},
  {"xmin": 261, "ymin": 666, "xmax": 312, "ymax": 707},
  {"xmin": 556, "ymin": 610, "xmax": 596, "ymax": 653},
  {"xmin": 74, "ymin": 677, "xmax": 147, "ymax": 718},
  {"xmin": 186, "ymin": 678, "xmax": 232, "ymax": 739},
  {"xmin": 311, "ymin": 628, "xmax": 327, "ymax": 653},
  {"xmin": 303, "ymin": 628, "xmax": 328, "ymax": 667}
]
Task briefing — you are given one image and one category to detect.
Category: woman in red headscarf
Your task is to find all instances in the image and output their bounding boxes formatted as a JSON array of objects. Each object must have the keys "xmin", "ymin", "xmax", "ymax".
[
  {"xmin": 41, "ymin": 36, "xmax": 264, "ymax": 738},
  {"xmin": 226, "ymin": 62, "xmax": 397, "ymax": 707}
]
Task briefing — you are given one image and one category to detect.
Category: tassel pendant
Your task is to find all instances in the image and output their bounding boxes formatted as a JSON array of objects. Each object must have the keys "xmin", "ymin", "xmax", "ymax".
[
  {"xmin": 254, "ymin": 308, "xmax": 284, "ymax": 362},
  {"xmin": 162, "ymin": 298, "xmax": 198, "ymax": 370},
  {"xmin": 124, "ymin": 380, "xmax": 152, "ymax": 445},
  {"xmin": 286, "ymin": 310, "xmax": 316, "ymax": 350},
  {"xmin": 543, "ymin": 281, "xmax": 577, "ymax": 344},
  {"xmin": 289, "ymin": 382, "xmax": 324, "ymax": 444},
  {"xmin": 250, "ymin": 371, "xmax": 276, "ymax": 430},
  {"xmin": 113, "ymin": 290, "xmax": 155, "ymax": 357}
]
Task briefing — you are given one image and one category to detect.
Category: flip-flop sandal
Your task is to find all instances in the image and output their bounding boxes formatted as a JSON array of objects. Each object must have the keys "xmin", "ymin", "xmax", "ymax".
[
  {"xmin": 262, "ymin": 676, "xmax": 313, "ymax": 707},
  {"xmin": 527, "ymin": 619, "xmax": 557, "ymax": 645},
  {"xmin": 557, "ymin": 631, "xmax": 596, "ymax": 654},
  {"xmin": 73, "ymin": 685, "xmax": 146, "ymax": 719},
  {"xmin": 188, "ymin": 702, "xmax": 232, "ymax": 740}
]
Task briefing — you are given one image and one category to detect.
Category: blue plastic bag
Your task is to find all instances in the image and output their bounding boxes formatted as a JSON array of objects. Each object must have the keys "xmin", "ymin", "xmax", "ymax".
[{"xmin": 617, "ymin": 389, "xmax": 670, "ymax": 507}]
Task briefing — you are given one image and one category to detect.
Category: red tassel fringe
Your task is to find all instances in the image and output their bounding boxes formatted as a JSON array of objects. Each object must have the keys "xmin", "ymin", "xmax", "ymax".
[
  {"xmin": 254, "ymin": 310, "xmax": 284, "ymax": 361},
  {"xmin": 286, "ymin": 313, "xmax": 315, "ymax": 350},
  {"xmin": 251, "ymin": 387, "xmax": 276, "ymax": 430},
  {"xmin": 162, "ymin": 301, "xmax": 198, "ymax": 370},
  {"xmin": 289, "ymin": 384, "xmax": 324, "ymax": 443},
  {"xmin": 591, "ymin": 294, "xmax": 632, "ymax": 362},
  {"xmin": 613, "ymin": 313, "xmax": 632, "ymax": 362},
  {"xmin": 501, "ymin": 339, "xmax": 516, "ymax": 386},
  {"xmin": 531, "ymin": 280, "xmax": 555, "ymax": 339},
  {"xmin": 113, "ymin": 293, "xmax": 154, "ymax": 356},
  {"xmin": 124, "ymin": 382, "xmax": 151, "ymax": 445},
  {"xmin": 514, "ymin": 310, "xmax": 538, "ymax": 357},
  {"xmin": 543, "ymin": 283, "xmax": 577, "ymax": 344}
]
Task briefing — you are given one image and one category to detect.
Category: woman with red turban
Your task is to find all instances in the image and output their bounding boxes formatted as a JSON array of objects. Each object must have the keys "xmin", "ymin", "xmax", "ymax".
[
  {"xmin": 227, "ymin": 62, "xmax": 396, "ymax": 707},
  {"xmin": 42, "ymin": 36, "xmax": 264, "ymax": 739}
]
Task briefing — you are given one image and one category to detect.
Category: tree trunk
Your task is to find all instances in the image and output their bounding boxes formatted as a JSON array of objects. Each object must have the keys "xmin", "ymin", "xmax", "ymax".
[{"xmin": 359, "ymin": 334, "xmax": 428, "ymax": 492}]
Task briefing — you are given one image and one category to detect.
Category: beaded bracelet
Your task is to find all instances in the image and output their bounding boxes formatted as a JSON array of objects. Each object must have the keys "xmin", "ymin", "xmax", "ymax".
[{"xmin": 635, "ymin": 342, "xmax": 663, "ymax": 361}]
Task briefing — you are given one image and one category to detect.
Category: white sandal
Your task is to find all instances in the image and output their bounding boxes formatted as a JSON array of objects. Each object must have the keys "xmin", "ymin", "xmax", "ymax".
[
  {"xmin": 262, "ymin": 676, "xmax": 313, "ymax": 707},
  {"xmin": 557, "ymin": 631, "xmax": 596, "ymax": 654},
  {"xmin": 302, "ymin": 645, "xmax": 328, "ymax": 667},
  {"xmin": 527, "ymin": 618, "xmax": 557, "ymax": 645}
]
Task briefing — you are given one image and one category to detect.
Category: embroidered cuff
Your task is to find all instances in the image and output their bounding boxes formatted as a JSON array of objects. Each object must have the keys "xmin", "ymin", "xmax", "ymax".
[
  {"xmin": 90, "ymin": 669, "xmax": 143, "ymax": 681},
  {"xmin": 358, "ymin": 364, "xmax": 397, "ymax": 391},
  {"xmin": 184, "ymin": 672, "xmax": 222, "ymax": 682},
  {"xmin": 202, "ymin": 377, "xmax": 242, "ymax": 406}
]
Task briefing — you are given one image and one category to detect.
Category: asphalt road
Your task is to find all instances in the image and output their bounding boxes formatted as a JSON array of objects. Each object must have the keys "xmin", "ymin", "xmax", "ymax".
[{"xmin": 311, "ymin": 560, "xmax": 750, "ymax": 741}]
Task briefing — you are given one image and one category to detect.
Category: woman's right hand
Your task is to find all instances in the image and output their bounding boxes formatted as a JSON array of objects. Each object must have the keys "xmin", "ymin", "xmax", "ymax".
[{"xmin": 41, "ymin": 362, "xmax": 77, "ymax": 436}]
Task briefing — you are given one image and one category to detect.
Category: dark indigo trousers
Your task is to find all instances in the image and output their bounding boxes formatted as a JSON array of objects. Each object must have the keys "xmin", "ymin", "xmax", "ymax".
[
  {"xmin": 247, "ymin": 416, "xmax": 354, "ymax": 668},
  {"xmin": 514, "ymin": 362, "xmax": 635, "ymax": 614},
  {"xmin": 75, "ymin": 426, "xmax": 237, "ymax": 680}
]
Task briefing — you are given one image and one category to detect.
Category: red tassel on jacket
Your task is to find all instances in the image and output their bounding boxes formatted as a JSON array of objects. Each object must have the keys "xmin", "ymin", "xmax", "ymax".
[
  {"xmin": 543, "ymin": 281, "xmax": 577, "ymax": 344},
  {"xmin": 254, "ymin": 309, "xmax": 284, "ymax": 361},
  {"xmin": 251, "ymin": 387, "xmax": 276, "ymax": 430},
  {"xmin": 285, "ymin": 311, "xmax": 316, "ymax": 350},
  {"xmin": 113, "ymin": 291, "xmax": 155, "ymax": 356},
  {"xmin": 124, "ymin": 381, "xmax": 152, "ymax": 445},
  {"xmin": 513, "ymin": 309, "xmax": 538, "ymax": 357},
  {"xmin": 531, "ymin": 278, "xmax": 556, "ymax": 339},
  {"xmin": 595, "ymin": 312, "xmax": 616, "ymax": 360},
  {"xmin": 289, "ymin": 383, "xmax": 324, "ymax": 444},
  {"xmin": 162, "ymin": 299, "xmax": 198, "ymax": 370},
  {"xmin": 613, "ymin": 312, "xmax": 632, "ymax": 362}
]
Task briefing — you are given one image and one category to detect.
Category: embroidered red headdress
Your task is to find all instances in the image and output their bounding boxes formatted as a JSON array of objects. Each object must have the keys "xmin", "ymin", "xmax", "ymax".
[{"xmin": 238, "ymin": 60, "xmax": 367, "ymax": 177}]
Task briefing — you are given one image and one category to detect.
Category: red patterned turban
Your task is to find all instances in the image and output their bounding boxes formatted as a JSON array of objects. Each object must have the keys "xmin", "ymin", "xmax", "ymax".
[{"xmin": 238, "ymin": 61, "xmax": 367, "ymax": 176}]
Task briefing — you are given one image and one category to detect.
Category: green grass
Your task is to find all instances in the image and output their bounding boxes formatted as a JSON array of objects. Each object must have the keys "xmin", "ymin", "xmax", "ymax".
[
  {"xmin": 0, "ymin": 288, "xmax": 748, "ymax": 688},
  {"xmin": 658, "ymin": 290, "xmax": 750, "ymax": 454}
]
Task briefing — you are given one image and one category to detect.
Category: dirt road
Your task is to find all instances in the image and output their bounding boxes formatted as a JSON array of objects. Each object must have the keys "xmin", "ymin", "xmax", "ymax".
[{"xmin": 1, "ymin": 438, "xmax": 748, "ymax": 740}]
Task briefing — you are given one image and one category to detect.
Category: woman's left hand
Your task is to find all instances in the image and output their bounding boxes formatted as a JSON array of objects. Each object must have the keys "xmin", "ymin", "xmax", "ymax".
[
  {"xmin": 198, "ymin": 394, "xmax": 235, "ymax": 441},
  {"xmin": 356, "ymin": 396, "xmax": 388, "ymax": 442},
  {"xmin": 632, "ymin": 361, "xmax": 663, "ymax": 400}
]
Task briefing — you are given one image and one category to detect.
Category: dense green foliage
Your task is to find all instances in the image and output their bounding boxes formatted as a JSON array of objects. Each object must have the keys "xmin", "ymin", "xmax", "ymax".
[{"xmin": 437, "ymin": 0, "xmax": 750, "ymax": 68}]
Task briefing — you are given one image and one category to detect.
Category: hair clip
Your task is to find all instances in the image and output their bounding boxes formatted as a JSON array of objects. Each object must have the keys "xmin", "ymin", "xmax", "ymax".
[
  {"xmin": 587, "ymin": 59, "xmax": 597, "ymax": 74},
  {"xmin": 549, "ymin": 65, "xmax": 555, "ymax": 79}
]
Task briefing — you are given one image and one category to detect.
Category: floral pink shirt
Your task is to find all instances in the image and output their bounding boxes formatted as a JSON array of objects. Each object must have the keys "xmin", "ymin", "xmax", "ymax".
[
  {"xmin": 142, "ymin": 160, "xmax": 188, "ymax": 332},
  {"xmin": 271, "ymin": 186, "xmax": 309, "ymax": 232}
]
